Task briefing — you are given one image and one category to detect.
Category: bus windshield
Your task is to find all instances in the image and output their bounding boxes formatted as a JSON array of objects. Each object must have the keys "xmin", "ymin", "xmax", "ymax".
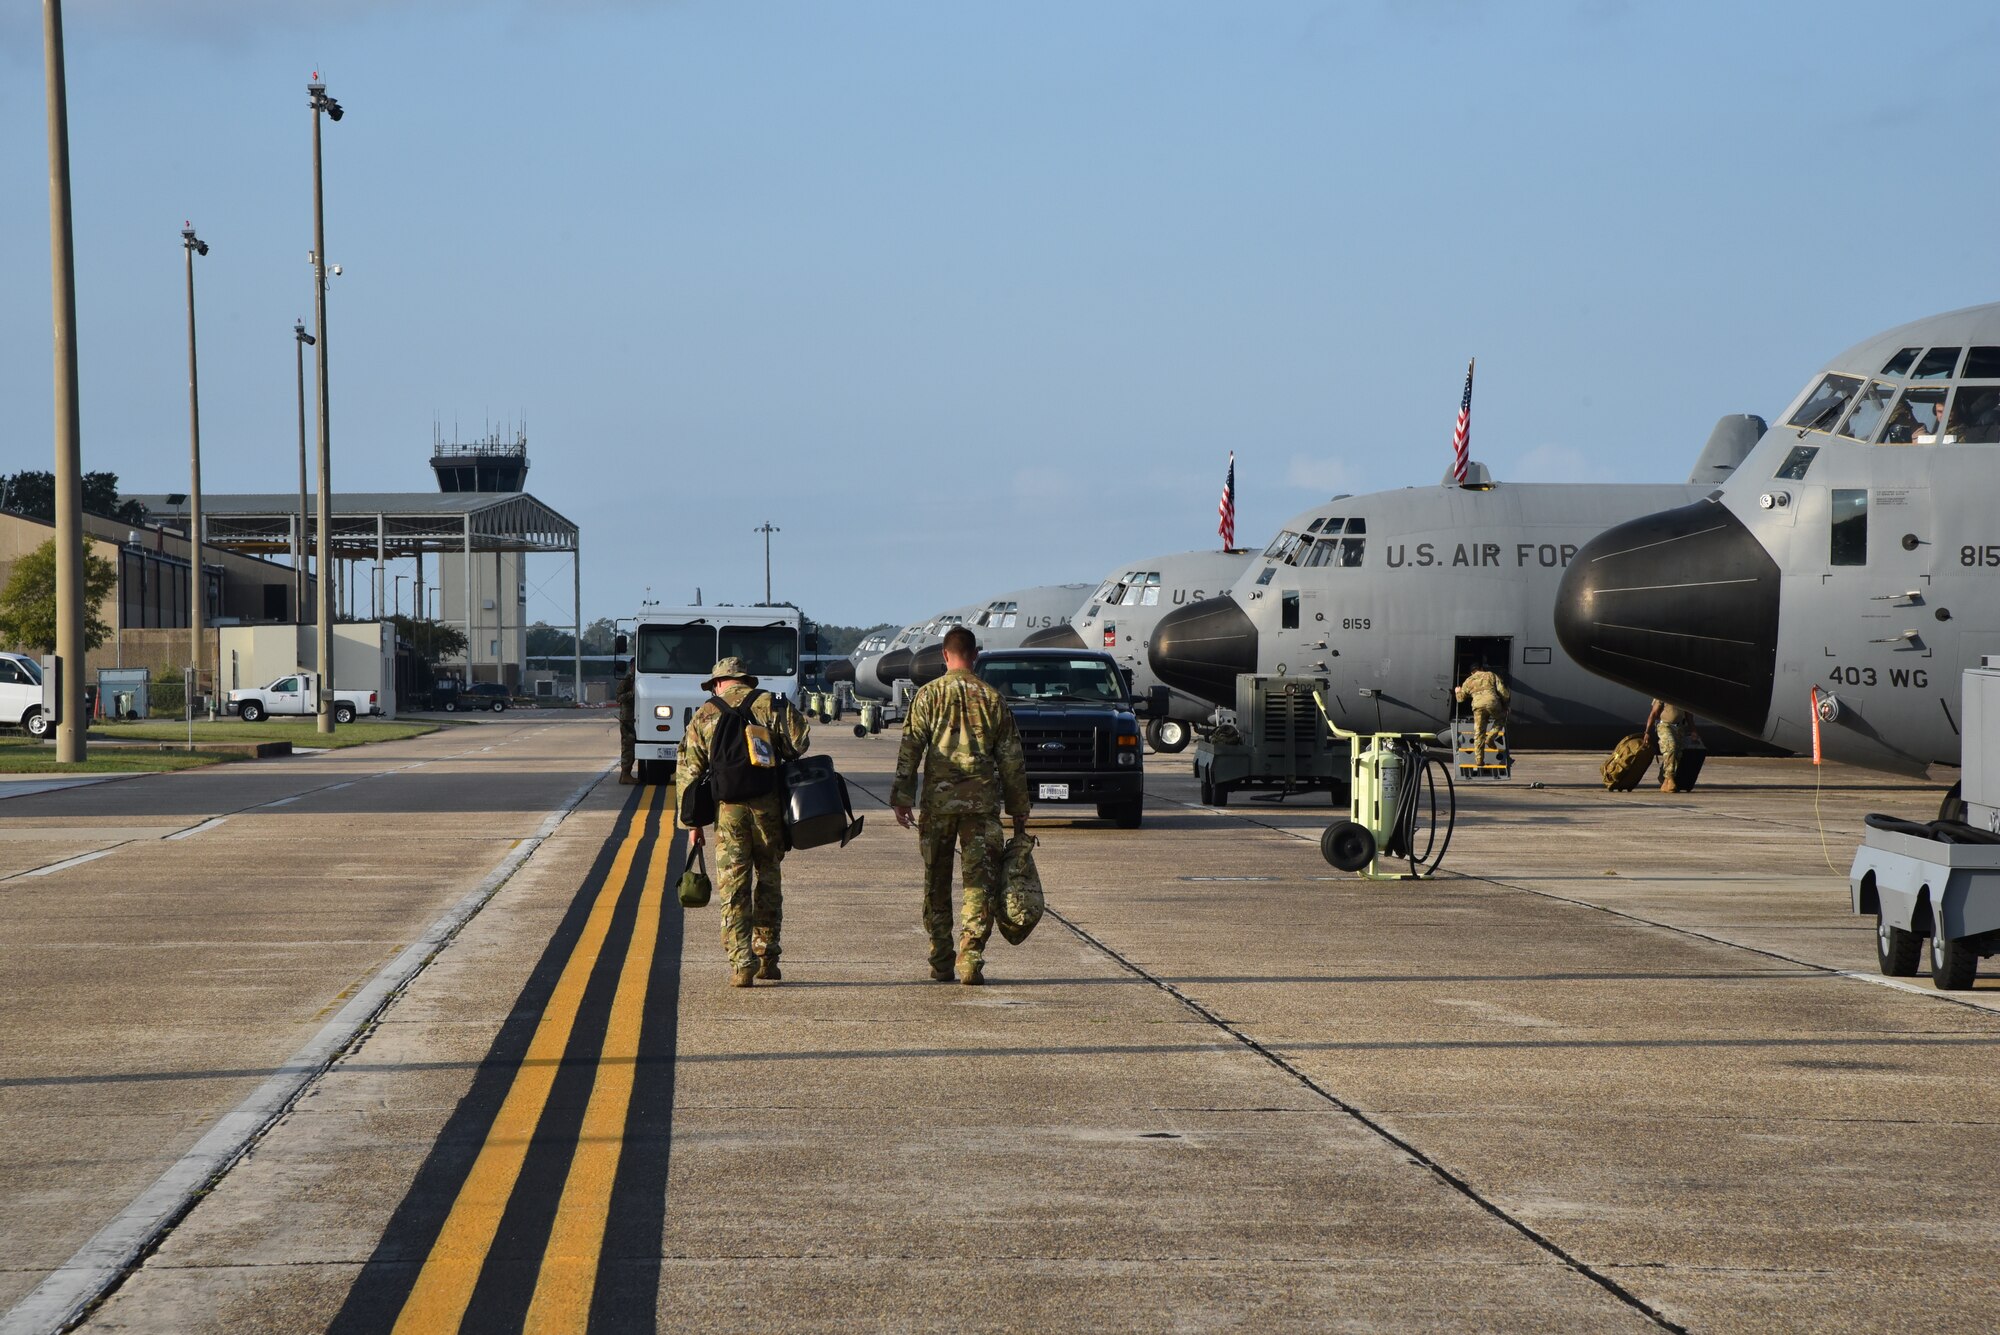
[
  {"xmin": 719, "ymin": 624, "xmax": 799, "ymax": 678},
  {"xmin": 636, "ymin": 623, "xmax": 716, "ymax": 674}
]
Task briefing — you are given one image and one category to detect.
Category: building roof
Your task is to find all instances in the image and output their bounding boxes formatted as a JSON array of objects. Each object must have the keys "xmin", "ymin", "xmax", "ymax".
[{"xmin": 126, "ymin": 491, "xmax": 578, "ymax": 557}]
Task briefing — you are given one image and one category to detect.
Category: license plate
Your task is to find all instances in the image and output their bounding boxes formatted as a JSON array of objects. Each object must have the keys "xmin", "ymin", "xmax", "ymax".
[{"xmin": 1038, "ymin": 783, "xmax": 1069, "ymax": 800}]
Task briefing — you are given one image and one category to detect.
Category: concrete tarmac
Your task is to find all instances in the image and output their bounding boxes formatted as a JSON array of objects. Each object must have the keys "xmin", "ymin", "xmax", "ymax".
[{"xmin": 3, "ymin": 723, "xmax": 1991, "ymax": 1332}]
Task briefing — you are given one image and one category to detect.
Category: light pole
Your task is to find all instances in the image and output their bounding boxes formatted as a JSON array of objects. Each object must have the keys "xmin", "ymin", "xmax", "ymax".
[
  {"xmin": 183, "ymin": 224, "xmax": 209, "ymax": 716},
  {"xmin": 293, "ymin": 320, "xmax": 314, "ymax": 625},
  {"xmin": 755, "ymin": 521, "xmax": 779, "ymax": 604},
  {"xmin": 43, "ymin": 0, "xmax": 86, "ymax": 762},
  {"xmin": 308, "ymin": 76, "xmax": 342, "ymax": 734}
]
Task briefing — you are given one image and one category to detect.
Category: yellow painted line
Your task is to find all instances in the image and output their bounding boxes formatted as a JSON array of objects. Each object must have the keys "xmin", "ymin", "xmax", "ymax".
[
  {"xmin": 391, "ymin": 787, "xmax": 660, "ymax": 1335},
  {"xmin": 522, "ymin": 803, "xmax": 676, "ymax": 1332}
]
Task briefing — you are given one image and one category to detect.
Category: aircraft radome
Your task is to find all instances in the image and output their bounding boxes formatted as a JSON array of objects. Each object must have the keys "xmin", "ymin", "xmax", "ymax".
[
  {"xmin": 854, "ymin": 604, "xmax": 982, "ymax": 701},
  {"xmin": 1147, "ymin": 418, "xmax": 1764, "ymax": 748},
  {"xmin": 1558, "ymin": 301, "xmax": 2000, "ymax": 778},
  {"xmin": 1025, "ymin": 549, "xmax": 1256, "ymax": 751},
  {"xmin": 906, "ymin": 584, "xmax": 1095, "ymax": 684}
]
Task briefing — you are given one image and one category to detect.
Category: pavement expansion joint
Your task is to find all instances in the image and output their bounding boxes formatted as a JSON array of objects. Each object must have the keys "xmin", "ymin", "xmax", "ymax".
[{"xmin": 1043, "ymin": 903, "xmax": 1690, "ymax": 1334}]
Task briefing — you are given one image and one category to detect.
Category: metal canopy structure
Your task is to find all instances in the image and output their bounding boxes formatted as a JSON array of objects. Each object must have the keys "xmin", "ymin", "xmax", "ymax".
[{"xmin": 127, "ymin": 490, "xmax": 583, "ymax": 698}]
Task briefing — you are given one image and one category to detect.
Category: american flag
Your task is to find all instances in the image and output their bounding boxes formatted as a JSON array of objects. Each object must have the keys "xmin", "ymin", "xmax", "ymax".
[
  {"xmin": 1452, "ymin": 358, "xmax": 1475, "ymax": 484},
  {"xmin": 1217, "ymin": 452, "xmax": 1236, "ymax": 549}
]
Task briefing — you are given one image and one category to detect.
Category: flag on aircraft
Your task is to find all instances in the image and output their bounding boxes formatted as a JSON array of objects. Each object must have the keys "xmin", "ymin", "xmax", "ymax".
[
  {"xmin": 1217, "ymin": 452, "xmax": 1236, "ymax": 548},
  {"xmin": 1452, "ymin": 358, "xmax": 1475, "ymax": 484}
]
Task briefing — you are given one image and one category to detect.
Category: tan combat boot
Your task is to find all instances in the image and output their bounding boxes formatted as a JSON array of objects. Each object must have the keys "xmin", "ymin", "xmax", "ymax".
[
  {"xmin": 730, "ymin": 963, "xmax": 757, "ymax": 988},
  {"xmin": 930, "ymin": 954, "xmax": 955, "ymax": 983},
  {"xmin": 619, "ymin": 770, "xmax": 636, "ymax": 785},
  {"xmin": 756, "ymin": 956, "xmax": 782, "ymax": 982},
  {"xmin": 956, "ymin": 951, "xmax": 984, "ymax": 986}
]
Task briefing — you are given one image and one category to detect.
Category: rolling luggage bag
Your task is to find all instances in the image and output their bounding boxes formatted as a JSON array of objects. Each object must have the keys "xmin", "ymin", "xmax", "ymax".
[
  {"xmin": 1674, "ymin": 737, "xmax": 1707, "ymax": 792},
  {"xmin": 781, "ymin": 754, "xmax": 865, "ymax": 850},
  {"xmin": 1602, "ymin": 732, "xmax": 1658, "ymax": 791}
]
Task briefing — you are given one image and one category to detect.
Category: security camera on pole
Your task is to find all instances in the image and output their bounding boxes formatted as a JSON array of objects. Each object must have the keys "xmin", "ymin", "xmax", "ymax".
[{"xmin": 307, "ymin": 75, "xmax": 343, "ymax": 734}]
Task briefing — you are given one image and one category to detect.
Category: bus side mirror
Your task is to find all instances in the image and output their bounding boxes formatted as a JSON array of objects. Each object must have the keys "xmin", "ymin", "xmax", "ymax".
[{"xmin": 613, "ymin": 633, "xmax": 629, "ymax": 656}]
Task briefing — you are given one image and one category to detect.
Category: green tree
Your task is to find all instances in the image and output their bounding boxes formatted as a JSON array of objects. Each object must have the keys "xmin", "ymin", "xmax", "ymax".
[
  {"xmin": 812, "ymin": 622, "xmax": 895, "ymax": 656},
  {"xmin": 579, "ymin": 617, "xmax": 620, "ymax": 654},
  {"xmin": 526, "ymin": 621, "xmax": 576, "ymax": 655},
  {"xmin": 0, "ymin": 471, "xmax": 145, "ymax": 525},
  {"xmin": 0, "ymin": 539, "xmax": 117, "ymax": 653},
  {"xmin": 387, "ymin": 614, "xmax": 469, "ymax": 663}
]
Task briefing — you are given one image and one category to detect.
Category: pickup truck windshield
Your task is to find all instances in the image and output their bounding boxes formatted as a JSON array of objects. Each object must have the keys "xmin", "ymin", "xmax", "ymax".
[
  {"xmin": 637, "ymin": 624, "xmax": 716, "ymax": 674},
  {"xmin": 979, "ymin": 657, "xmax": 1126, "ymax": 703},
  {"xmin": 719, "ymin": 625, "xmax": 799, "ymax": 678}
]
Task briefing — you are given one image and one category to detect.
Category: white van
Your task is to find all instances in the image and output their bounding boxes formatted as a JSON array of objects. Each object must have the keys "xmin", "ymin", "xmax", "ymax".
[
  {"xmin": 623, "ymin": 606, "xmax": 802, "ymax": 784},
  {"xmin": 0, "ymin": 652, "xmax": 48, "ymax": 737}
]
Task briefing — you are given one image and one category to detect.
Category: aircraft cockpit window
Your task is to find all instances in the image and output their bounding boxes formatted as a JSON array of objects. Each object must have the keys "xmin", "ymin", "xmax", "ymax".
[
  {"xmin": 1338, "ymin": 537, "xmax": 1365, "ymax": 567},
  {"xmin": 1880, "ymin": 347, "xmax": 1921, "ymax": 377},
  {"xmin": 1963, "ymin": 347, "xmax": 2000, "ymax": 379},
  {"xmin": 1882, "ymin": 386, "xmax": 1947, "ymax": 444},
  {"xmin": 1140, "ymin": 573, "xmax": 1161, "ymax": 606},
  {"xmin": 1912, "ymin": 347, "xmax": 1961, "ymax": 380},
  {"xmin": 1263, "ymin": 532, "xmax": 1307, "ymax": 565},
  {"xmin": 1786, "ymin": 374, "xmax": 1862, "ymax": 433},
  {"xmin": 1947, "ymin": 386, "xmax": 2000, "ymax": 444},
  {"xmin": 1830, "ymin": 488, "xmax": 1868, "ymax": 566},
  {"xmin": 1773, "ymin": 445, "xmax": 1818, "ymax": 480},
  {"xmin": 1304, "ymin": 539, "xmax": 1339, "ymax": 567},
  {"xmin": 1002, "ymin": 602, "xmax": 1019, "ymax": 628},
  {"xmin": 1344, "ymin": 517, "xmax": 1365, "ymax": 535},
  {"xmin": 1306, "ymin": 517, "xmax": 1328, "ymax": 533},
  {"xmin": 1839, "ymin": 380, "xmax": 1896, "ymax": 442}
]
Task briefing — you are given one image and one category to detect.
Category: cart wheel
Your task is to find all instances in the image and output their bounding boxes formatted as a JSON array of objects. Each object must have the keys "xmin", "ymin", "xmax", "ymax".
[
  {"xmin": 1321, "ymin": 820, "xmax": 1375, "ymax": 872},
  {"xmin": 1876, "ymin": 911, "xmax": 1921, "ymax": 977},
  {"xmin": 1930, "ymin": 928, "xmax": 1979, "ymax": 991}
]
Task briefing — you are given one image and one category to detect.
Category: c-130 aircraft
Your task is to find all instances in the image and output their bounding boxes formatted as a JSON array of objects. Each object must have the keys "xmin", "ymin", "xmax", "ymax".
[
  {"xmin": 1146, "ymin": 419, "xmax": 1764, "ymax": 748},
  {"xmin": 1558, "ymin": 300, "xmax": 2000, "ymax": 778}
]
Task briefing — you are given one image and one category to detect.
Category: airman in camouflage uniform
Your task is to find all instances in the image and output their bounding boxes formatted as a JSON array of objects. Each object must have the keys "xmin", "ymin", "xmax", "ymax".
[
  {"xmin": 616, "ymin": 662, "xmax": 637, "ymax": 784},
  {"xmin": 1645, "ymin": 697, "xmax": 1696, "ymax": 793},
  {"xmin": 890, "ymin": 625, "xmax": 1030, "ymax": 985},
  {"xmin": 1454, "ymin": 663, "xmax": 1511, "ymax": 766},
  {"xmin": 677, "ymin": 657, "xmax": 811, "ymax": 987}
]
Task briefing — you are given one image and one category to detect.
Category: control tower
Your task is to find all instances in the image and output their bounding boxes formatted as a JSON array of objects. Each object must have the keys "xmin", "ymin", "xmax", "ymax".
[{"xmin": 430, "ymin": 425, "xmax": 528, "ymax": 493}]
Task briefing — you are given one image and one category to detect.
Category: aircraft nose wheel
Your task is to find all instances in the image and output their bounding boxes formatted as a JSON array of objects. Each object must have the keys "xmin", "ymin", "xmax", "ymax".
[{"xmin": 1321, "ymin": 820, "xmax": 1376, "ymax": 872}]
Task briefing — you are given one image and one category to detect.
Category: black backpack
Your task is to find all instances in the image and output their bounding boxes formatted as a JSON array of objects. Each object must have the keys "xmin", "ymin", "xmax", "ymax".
[{"xmin": 706, "ymin": 690, "xmax": 787, "ymax": 802}]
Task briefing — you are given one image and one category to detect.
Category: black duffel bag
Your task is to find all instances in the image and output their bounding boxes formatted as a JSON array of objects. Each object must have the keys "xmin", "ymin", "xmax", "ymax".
[{"xmin": 782, "ymin": 754, "xmax": 864, "ymax": 850}]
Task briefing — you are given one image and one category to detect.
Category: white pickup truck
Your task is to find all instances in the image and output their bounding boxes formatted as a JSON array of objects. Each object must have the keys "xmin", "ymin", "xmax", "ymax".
[{"xmin": 228, "ymin": 672, "xmax": 380, "ymax": 724}]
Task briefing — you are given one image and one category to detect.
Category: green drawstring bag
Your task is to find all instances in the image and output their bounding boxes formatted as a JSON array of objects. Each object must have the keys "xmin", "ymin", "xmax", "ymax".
[
  {"xmin": 996, "ymin": 833, "xmax": 1044, "ymax": 945},
  {"xmin": 677, "ymin": 844, "xmax": 712, "ymax": 909}
]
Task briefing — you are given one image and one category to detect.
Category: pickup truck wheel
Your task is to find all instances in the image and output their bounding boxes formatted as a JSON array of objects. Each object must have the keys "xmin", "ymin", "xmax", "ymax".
[
  {"xmin": 1930, "ymin": 928, "xmax": 1979, "ymax": 991},
  {"xmin": 1147, "ymin": 719, "xmax": 1190, "ymax": 753},
  {"xmin": 239, "ymin": 701, "xmax": 265, "ymax": 723},
  {"xmin": 490, "ymin": 699, "xmax": 507, "ymax": 713},
  {"xmin": 1877, "ymin": 912, "xmax": 1921, "ymax": 977},
  {"xmin": 334, "ymin": 703, "xmax": 357, "ymax": 725},
  {"xmin": 441, "ymin": 700, "xmax": 457, "ymax": 712},
  {"xmin": 24, "ymin": 708, "xmax": 48, "ymax": 738},
  {"xmin": 1097, "ymin": 799, "xmax": 1143, "ymax": 829}
]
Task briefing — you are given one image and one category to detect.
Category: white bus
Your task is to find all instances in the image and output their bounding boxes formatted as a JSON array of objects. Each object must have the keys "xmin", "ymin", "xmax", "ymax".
[{"xmin": 622, "ymin": 605, "xmax": 803, "ymax": 784}]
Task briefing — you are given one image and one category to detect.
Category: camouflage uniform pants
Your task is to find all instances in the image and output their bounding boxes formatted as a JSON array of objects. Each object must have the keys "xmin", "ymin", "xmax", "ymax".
[
  {"xmin": 919, "ymin": 807, "xmax": 1004, "ymax": 968},
  {"xmin": 619, "ymin": 720, "xmax": 635, "ymax": 774},
  {"xmin": 1656, "ymin": 722, "xmax": 1684, "ymax": 784},
  {"xmin": 1470, "ymin": 706, "xmax": 1499, "ymax": 760},
  {"xmin": 713, "ymin": 796, "xmax": 786, "ymax": 968}
]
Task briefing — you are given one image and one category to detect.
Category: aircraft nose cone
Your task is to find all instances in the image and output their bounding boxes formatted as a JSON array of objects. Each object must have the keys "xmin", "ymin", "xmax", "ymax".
[
  {"xmin": 910, "ymin": 644, "xmax": 947, "ymax": 684},
  {"xmin": 1149, "ymin": 596, "xmax": 1257, "ymax": 708},
  {"xmin": 1021, "ymin": 623, "xmax": 1086, "ymax": 650},
  {"xmin": 1554, "ymin": 499, "xmax": 1782, "ymax": 734},
  {"xmin": 825, "ymin": 658, "xmax": 855, "ymax": 685},
  {"xmin": 875, "ymin": 648, "xmax": 913, "ymax": 688}
]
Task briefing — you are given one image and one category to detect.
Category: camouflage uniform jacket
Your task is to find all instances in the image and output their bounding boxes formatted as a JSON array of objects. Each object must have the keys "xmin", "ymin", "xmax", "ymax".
[
  {"xmin": 616, "ymin": 670, "xmax": 635, "ymax": 727},
  {"xmin": 676, "ymin": 682, "xmax": 811, "ymax": 799},
  {"xmin": 1455, "ymin": 669, "xmax": 1510, "ymax": 712},
  {"xmin": 890, "ymin": 668, "xmax": 1030, "ymax": 817}
]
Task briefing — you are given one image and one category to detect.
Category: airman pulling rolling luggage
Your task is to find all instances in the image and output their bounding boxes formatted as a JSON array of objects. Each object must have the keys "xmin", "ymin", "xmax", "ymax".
[{"xmin": 1602, "ymin": 732, "xmax": 1659, "ymax": 791}]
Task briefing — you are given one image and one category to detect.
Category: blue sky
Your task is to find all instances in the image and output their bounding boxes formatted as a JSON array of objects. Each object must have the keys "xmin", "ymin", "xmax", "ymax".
[{"xmin": 4, "ymin": 1, "xmax": 1997, "ymax": 630}]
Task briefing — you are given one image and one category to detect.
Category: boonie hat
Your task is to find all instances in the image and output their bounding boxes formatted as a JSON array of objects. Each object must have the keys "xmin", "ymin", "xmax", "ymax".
[{"xmin": 701, "ymin": 656, "xmax": 758, "ymax": 692}]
